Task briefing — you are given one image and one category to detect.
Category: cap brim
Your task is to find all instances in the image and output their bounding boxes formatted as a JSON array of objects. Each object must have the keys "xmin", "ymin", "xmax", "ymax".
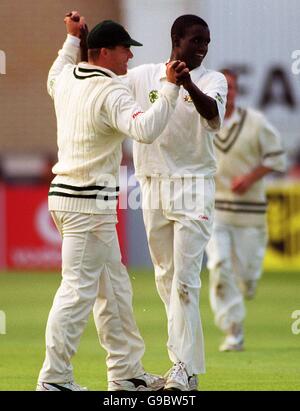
[{"xmin": 123, "ymin": 38, "xmax": 143, "ymax": 47}]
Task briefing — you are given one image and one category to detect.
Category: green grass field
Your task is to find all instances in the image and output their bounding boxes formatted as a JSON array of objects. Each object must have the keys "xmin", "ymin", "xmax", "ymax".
[{"xmin": 0, "ymin": 269, "xmax": 299, "ymax": 391}]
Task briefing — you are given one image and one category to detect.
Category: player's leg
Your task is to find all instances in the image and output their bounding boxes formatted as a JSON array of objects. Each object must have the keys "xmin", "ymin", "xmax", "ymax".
[
  {"xmin": 93, "ymin": 231, "xmax": 146, "ymax": 384},
  {"xmin": 168, "ymin": 218, "xmax": 208, "ymax": 375},
  {"xmin": 38, "ymin": 212, "xmax": 115, "ymax": 386},
  {"xmin": 139, "ymin": 177, "xmax": 174, "ymax": 316},
  {"xmin": 232, "ymin": 225, "xmax": 268, "ymax": 299},
  {"xmin": 164, "ymin": 177, "xmax": 214, "ymax": 390},
  {"xmin": 206, "ymin": 223, "xmax": 245, "ymax": 351}
]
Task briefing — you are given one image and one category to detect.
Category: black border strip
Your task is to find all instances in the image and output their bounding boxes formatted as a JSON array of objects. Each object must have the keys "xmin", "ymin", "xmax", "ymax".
[
  {"xmin": 263, "ymin": 150, "xmax": 285, "ymax": 159},
  {"xmin": 215, "ymin": 206, "xmax": 266, "ymax": 214},
  {"xmin": 73, "ymin": 67, "xmax": 111, "ymax": 80},
  {"xmin": 50, "ymin": 183, "xmax": 119, "ymax": 193},
  {"xmin": 215, "ymin": 199, "xmax": 267, "ymax": 207}
]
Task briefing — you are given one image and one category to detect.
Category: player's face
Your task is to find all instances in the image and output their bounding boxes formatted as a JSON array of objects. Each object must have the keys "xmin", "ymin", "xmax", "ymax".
[
  {"xmin": 175, "ymin": 25, "xmax": 210, "ymax": 71},
  {"xmin": 106, "ymin": 45, "xmax": 133, "ymax": 75}
]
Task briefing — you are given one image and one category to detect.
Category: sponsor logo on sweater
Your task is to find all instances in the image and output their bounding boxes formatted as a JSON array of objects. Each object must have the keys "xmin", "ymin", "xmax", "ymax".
[
  {"xmin": 184, "ymin": 94, "xmax": 193, "ymax": 103},
  {"xmin": 149, "ymin": 90, "xmax": 159, "ymax": 103},
  {"xmin": 132, "ymin": 111, "xmax": 143, "ymax": 119}
]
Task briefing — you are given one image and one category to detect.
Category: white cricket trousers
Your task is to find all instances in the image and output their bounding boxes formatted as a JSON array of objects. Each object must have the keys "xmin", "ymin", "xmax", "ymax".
[
  {"xmin": 139, "ymin": 177, "xmax": 215, "ymax": 375},
  {"xmin": 38, "ymin": 211, "xmax": 145, "ymax": 384},
  {"xmin": 206, "ymin": 223, "xmax": 268, "ymax": 332}
]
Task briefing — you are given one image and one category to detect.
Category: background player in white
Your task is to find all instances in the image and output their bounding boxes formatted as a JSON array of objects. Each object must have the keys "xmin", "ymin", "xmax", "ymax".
[
  {"xmin": 36, "ymin": 11, "xmax": 188, "ymax": 391},
  {"xmin": 125, "ymin": 15, "xmax": 227, "ymax": 390},
  {"xmin": 206, "ymin": 69, "xmax": 286, "ymax": 352}
]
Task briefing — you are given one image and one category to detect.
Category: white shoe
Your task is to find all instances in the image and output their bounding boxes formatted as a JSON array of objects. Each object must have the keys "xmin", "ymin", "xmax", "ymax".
[
  {"xmin": 36, "ymin": 381, "xmax": 88, "ymax": 391},
  {"xmin": 108, "ymin": 372, "xmax": 165, "ymax": 391},
  {"xmin": 164, "ymin": 362, "xmax": 189, "ymax": 391},
  {"xmin": 219, "ymin": 323, "xmax": 244, "ymax": 352},
  {"xmin": 188, "ymin": 374, "xmax": 199, "ymax": 391}
]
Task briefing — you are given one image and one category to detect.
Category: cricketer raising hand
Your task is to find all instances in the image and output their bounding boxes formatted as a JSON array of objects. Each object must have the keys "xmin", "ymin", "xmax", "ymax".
[{"xmin": 36, "ymin": 11, "xmax": 188, "ymax": 391}]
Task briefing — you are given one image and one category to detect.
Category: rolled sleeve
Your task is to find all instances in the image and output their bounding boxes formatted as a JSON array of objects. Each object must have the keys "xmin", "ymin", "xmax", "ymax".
[
  {"xmin": 200, "ymin": 72, "xmax": 227, "ymax": 131},
  {"xmin": 259, "ymin": 119, "xmax": 287, "ymax": 173}
]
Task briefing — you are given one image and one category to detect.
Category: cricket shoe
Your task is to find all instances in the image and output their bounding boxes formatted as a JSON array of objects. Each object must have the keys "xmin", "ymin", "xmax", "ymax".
[
  {"xmin": 219, "ymin": 323, "xmax": 244, "ymax": 352},
  {"xmin": 164, "ymin": 362, "xmax": 189, "ymax": 391},
  {"xmin": 108, "ymin": 372, "xmax": 165, "ymax": 391},
  {"xmin": 36, "ymin": 381, "xmax": 88, "ymax": 391},
  {"xmin": 188, "ymin": 374, "xmax": 199, "ymax": 391}
]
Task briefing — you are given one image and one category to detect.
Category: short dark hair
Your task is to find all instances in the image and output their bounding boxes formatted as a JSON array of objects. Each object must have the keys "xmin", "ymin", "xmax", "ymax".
[
  {"xmin": 171, "ymin": 14, "xmax": 209, "ymax": 39},
  {"xmin": 88, "ymin": 48, "xmax": 101, "ymax": 62}
]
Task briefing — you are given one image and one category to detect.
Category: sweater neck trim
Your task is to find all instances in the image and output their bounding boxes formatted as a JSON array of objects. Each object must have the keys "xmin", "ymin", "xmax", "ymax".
[{"xmin": 73, "ymin": 66, "xmax": 112, "ymax": 80}]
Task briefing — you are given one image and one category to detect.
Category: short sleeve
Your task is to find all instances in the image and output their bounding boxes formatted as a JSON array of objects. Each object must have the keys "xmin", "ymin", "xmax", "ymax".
[
  {"xmin": 200, "ymin": 72, "xmax": 228, "ymax": 131},
  {"xmin": 258, "ymin": 116, "xmax": 286, "ymax": 173}
]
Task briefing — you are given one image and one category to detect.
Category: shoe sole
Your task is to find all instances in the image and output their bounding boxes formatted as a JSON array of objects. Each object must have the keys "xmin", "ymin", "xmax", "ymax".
[
  {"xmin": 164, "ymin": 383, "xmax": 188, "ymax": 391},
  {"xmin": 108, "ymin": 383, "xmax": 165, "ymax": 391}
]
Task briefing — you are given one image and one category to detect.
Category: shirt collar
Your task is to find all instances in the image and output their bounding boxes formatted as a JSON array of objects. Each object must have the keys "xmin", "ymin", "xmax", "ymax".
[
  {"xmin": 223, "ymin": 107, "xmax": 241, "ymax": 129},
  {"xmin": 78, "ymin": 62, "xmax": 118, "ymax": 78}
]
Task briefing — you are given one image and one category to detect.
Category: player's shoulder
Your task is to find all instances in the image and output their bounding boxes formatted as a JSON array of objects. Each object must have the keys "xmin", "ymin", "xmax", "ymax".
[
  {"xmin": 128, "ymin": 62, "xmax": 165, "ymax": 78},
  {"xmin": 245, "ymin": 107, "xmax": 266, "ymax": 123},
  {"xmin": 198, "ymin": 67, "xmax": 227, "ymax": 88},
  {"xmin": 61, "ymin": 63, "xmax": 76, "ymax": 74},
  {"xmin": 204, "ymin": 68, "xmax": 227, "ymax": 83}
]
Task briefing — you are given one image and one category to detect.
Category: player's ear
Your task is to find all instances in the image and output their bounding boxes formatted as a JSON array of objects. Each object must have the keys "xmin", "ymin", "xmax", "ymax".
[
  {"xmin": 100, "ymin": 48, "xmax": 109, "ymax": 58},
  {"xmin": 171, "ymin": 34, "xmax": 180, "ymax": 49}
]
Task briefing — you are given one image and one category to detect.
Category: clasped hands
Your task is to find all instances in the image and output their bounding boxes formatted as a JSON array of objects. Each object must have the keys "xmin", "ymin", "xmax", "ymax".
[{"xmin": 166, "ymin": 60, "xmax": 191, "ymax": 87}]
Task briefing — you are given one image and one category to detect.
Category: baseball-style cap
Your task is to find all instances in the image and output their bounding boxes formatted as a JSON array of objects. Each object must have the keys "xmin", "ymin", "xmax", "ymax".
[{"xmin": 87, "ymin": 20, "xmax": 143, "ymax": 49}]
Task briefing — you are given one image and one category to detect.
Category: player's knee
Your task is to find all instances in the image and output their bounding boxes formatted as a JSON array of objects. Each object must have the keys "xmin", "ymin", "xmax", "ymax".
[
  {"xmin": 176, "ymin": 279, "xmax": 200, "ymax": 304},
  {"xmin": 210, "ymin": 260, "xmax": 232, "ymax": 299}
]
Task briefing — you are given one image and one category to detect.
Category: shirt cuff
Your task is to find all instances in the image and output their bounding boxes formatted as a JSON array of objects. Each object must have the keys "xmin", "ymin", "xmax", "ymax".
[
  {"xmin": 160, "ymin": 82, "xmax": 180, "ymax": 101},
  {"xmin": 66, "ymin": 34, "xmax": 81, "ymax": 47}
]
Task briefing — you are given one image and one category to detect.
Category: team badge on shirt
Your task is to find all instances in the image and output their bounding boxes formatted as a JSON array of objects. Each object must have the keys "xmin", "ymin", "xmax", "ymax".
[
  {"xmin": 215, "ymin": 93, "xmax": 224, "ymax": 104},
  {"xmin": 184, "ymin": 94, "xmax": 193, "ymax": 103},
  {"xmin": 149, "ymin": 90, "xmax": 159, "ymax": 103}
]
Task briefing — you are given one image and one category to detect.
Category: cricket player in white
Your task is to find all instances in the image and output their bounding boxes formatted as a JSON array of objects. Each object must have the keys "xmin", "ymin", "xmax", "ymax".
[
  {"xmin": 206, "ymin": 69, "xmax": 286, "ymax": 352},
  {"xmin": 36, "ymin": 12, "xmax": 189, "ymax": 391},
  {"xmin": 125, "ymin": 15, "xmax": 227, "ymax": 390}
]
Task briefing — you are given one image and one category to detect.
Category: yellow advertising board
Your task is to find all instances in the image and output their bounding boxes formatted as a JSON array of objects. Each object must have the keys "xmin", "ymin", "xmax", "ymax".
[{"xmin": 265, "ymin": 182, "xmax": 300, "ymax": 270}]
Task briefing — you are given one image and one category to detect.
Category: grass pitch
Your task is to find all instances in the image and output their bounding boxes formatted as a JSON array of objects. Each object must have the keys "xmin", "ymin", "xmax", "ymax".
[{"xmin": 0, "ymin": 269, "xmax": 299, "ymax": 391}]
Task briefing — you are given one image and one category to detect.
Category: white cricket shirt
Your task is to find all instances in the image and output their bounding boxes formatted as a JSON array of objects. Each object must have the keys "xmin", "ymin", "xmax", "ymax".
[{"xmin": 126, "ymin": 63, "xmax": 227, "ymax": 177}]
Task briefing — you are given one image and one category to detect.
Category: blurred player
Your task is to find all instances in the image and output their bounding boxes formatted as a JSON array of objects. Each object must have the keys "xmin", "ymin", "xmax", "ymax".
[
  {"xmin": 36, "ymin": 11, "xmax": 188, "ymax": 391},
  {"xmin": 124, "ymin": 15, "xmax": 227, "ymax": 390},
  {"xmin": 206, "ymin": 69, "xmax": 286, "ymax": 352}
]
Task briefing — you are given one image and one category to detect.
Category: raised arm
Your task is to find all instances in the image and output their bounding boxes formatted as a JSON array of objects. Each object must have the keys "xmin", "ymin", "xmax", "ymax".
[{"xmin": 47, "ymin": 11, "xmax": 86, "ymax": 98}]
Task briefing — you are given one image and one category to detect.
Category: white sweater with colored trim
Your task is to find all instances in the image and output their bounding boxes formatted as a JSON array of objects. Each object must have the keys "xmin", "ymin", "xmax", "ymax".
[
  {"xmin": 47, "ymin": 36, "xmax": 179, "ymax": 214},
  {"xmin": 213, "ymin": 107, "xmax": 286, "ymax": 226}
]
